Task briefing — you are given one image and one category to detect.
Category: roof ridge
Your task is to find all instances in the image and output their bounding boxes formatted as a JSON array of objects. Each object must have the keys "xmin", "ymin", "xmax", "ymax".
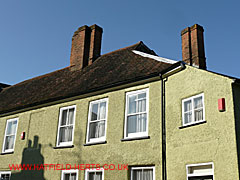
[{"xmin": 99, "ymin": 41, "xmax": 143, "ymax": 58}]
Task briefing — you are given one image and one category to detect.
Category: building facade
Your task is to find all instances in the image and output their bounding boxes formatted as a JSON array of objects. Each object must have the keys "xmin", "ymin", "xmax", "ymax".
[{"xmin": 0, "ymin": 24, "xmax": 240, "ymax": 180}]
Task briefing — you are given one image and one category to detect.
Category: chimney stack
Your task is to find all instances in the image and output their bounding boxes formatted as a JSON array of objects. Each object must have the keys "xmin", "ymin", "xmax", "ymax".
[
  {"xmin": 89, "ymin": 25, "xmax": 103, "ymax": 65},
  {"xmin": 70, "ymin": 24, "xmax": 103, "ymax": 69},
  {"xmin": 181, "ymin": 24, "xmax": 206, "ymax": 69}
]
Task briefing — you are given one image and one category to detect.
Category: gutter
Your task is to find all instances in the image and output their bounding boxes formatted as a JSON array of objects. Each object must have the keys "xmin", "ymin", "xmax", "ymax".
[{"xmin": 159, "ymin": 61, "xmax": 186, "ymax": 180}]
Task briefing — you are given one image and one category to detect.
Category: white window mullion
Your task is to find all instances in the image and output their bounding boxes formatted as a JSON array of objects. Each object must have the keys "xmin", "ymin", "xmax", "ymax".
[{"xmin": 191, "ymin": 99, "xmax": 194, "ymax": 123}]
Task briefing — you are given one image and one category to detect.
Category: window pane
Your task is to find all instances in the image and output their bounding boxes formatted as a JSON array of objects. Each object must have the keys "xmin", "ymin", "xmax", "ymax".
[
  {"xmin": 138, "ymin": 99, "xmax": 146, "ymax": 113},
  {"xmin": 194, "ymin": 108, "xmax": 203, "ymax": 121},
  {"xmin": 127, "ymin": 115, "xmax": 137, "ymax": 134},
  {"xmin": 184, "ymin": 100, "xmax": 192, "ymax": 112},
  {"xmin": 128, "ymin": 95, "xmax": 137, "ymax": 114},
  {"xmin": 143, "ymin": 169, "xmax": 153, "ymax": 180},
  {"xmin": 99, "ymin": 102, "xmax": 106, "ymax": 119},
  {"xmin": 184, "ymin": 112, "xmax": 192, "ymax": 124},
  {"xmin": 68, "ymin": 108, "xmax": 75, "ymax": 125},
  {"xmin": 59, "ymin": 126, "xmax": 73, "ymax": 143},
  {"xmin": 64, "ymin": 173, "xmax": 70, "ymax": 180},
  {"xmin": 194, "ymin": 96, "xmax": 203, "ymax": 109},
  {"xmin": 95, "ymin": 172, "xmax": 102, "ymax": 180},
  {"xmin": 139, "ymin": 114, "xmax": 147, "ymax": 132},
  {"xmin": 91, "ymin": 104, "xmax": 98, "ymax": 121},
  {"xmin": 61, "ymin": 109, "xmax": 68, "ymax": 125},
  {"xmin": 138, "ymin": 92, "xmax": 146, "ymax": 99},
  {"xmin": 127, "ymin": 114, "xmax": 147, "ymax": 135},
  {"xmin": 4, "ymin": 135, "xmax": 15, "ymax": 150},
  {"xmin": 6, "ymin": 120, "xmax": 17, "ymax": 135},
  {"xmin": 70, "ymin": 173, "xmax": 77, "ymax": 180},
  {"xmin": 89, "ymin": 121, "xmax": 105, "ymax": 139},
  {"xmin": 88, "ymin": 172, "xmax": 95, "ymax": 180},
  {"xmin": 132, "ymin": 170, "xmax": 142, "ymax": 180}
]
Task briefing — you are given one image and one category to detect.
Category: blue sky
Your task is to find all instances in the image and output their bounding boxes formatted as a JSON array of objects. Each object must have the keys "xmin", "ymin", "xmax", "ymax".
[{"xmin": 0, "ymin": 0, "xmax": 239, "ymax": 84}]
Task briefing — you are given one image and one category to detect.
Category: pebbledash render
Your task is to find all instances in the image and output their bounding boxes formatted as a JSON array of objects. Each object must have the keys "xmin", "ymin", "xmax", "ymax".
[{"xmin": 0, "ymin": 24, "xmax": 240, "ymax": 180}]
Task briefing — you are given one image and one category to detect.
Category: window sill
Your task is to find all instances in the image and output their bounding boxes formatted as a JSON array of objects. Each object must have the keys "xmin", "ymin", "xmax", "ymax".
[
  {"xmin": 179, "ymin": 121, "xmax": 206, "ymax": 129},
  {"xmin": 83, "ymin": 141, "xmax": 107, "ymax": 146},
  {"xmin": 53, "ymin": 145, "xmax": 74, "ymax": 149},
  {"xmin": 121, "ymin": 136, "xmax": 150, "ymax": 142},
  {"xmin": 1, "ymin": 151, "xmax": 14, "ymax": 155}
]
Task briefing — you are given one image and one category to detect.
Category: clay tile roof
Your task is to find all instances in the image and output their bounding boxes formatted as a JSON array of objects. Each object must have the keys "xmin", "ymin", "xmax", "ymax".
[{"xmin": 0, "ymin": 42, "xmax": 176, "ymax": 114}]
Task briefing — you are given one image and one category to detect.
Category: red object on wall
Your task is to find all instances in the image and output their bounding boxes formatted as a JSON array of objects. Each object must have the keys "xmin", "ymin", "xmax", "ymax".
[
  {"xmin": 218, "ymin": 98, "xmax": 225, "ymax": 112},
  {"xmin": 21, "ymin": 132, "xmax": 25, "ymax": 140}
]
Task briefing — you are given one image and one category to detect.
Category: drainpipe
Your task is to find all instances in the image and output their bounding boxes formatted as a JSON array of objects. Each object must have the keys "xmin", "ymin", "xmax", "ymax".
[{"xmin": 159, "ymin": 61, "xmax": 185, "ymax": 180}]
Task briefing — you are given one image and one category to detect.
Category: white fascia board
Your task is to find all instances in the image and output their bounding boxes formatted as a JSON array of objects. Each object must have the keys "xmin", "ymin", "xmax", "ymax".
[{"xmin": 132, "ymin": 50, "xmax": 177, "ymax": 64}]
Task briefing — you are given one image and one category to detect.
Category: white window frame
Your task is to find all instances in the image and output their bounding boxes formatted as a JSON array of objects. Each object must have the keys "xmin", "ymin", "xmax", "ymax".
[
  {"xmin": 85, "ymin": 168, "xmax": 104, "ymax": 180},
  {"xmin": 186, "ymin": 162, "xmax": 214, "ymax": 180},
  {"xmin": 131, "ymin": 166, "xmax": 155, "ymax": 180},
  {"xmin": 182, "ymin": 93, "xmax": 205, "ymax": 126},
  {"xmin": 56, "ymin": 105, "xmax": 76, "ymax": 147},
  {"xmin": 124, "ymin": 88, "xmax": 149, "ymax": 139},
  {"xmin": 86, "ymin": 98, "xmax": 108, "ymax": 144},
  {"xmin": 61, "ymin": 169, "xmax": 78, "ymax": 180},
  {"xmin": 2, "ymin": 118, "xmax": 19, "ymax": 153},
  {"xmin": 0, "ymin": 171, "xmax": 11, "ymax": 180}
]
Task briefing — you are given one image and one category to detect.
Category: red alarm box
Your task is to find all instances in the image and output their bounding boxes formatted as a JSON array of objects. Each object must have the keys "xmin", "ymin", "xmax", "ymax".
[
  {"xmin": 21, "ymin": 132, "xmax": 25, "ymax": 140},
  {"xmin": 218, "ymin": 98, "xmax": 225, "ymax": 112}
]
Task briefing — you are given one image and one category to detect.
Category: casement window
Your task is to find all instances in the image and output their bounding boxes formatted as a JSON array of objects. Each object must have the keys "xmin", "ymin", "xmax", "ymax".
[
  {"xmin": 131, "ymin": 166, "xmax": 155, "ymax": 180},
  {"xmin": 186, "ymin": 162, "xmax": 214, "ymax": 180},
  {"xmin": 85, "ymin": 168, "xmax": 104, "ymax": 180},
  {"xmin": 182, "ymin": 93, "xmax": 205, "ymax": 126},
  {"xmin": 86, "ymin": 98, "xmax": 108, "ymax": 143},
  {"xmin": 61, "ymin": 169, "xmax": 78, "ymax": 180},
  {"xmin": 125, "ymin": 88, "xmax": 149, "ymax": 138},
  {"xmin": 2, "ymin": 118, "xmax": 18, "ymax": 153},
  {"xmin": 56, "ymin": 105, "xmax": 76, "ymax": 147}
]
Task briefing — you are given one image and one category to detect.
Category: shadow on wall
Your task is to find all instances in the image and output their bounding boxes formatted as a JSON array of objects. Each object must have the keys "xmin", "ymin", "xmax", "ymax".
[
  {"xmin": 11, "ymin": 136, "xmax": 45, "ymax": 180},
  {"xmin": 232, "ymin": 84, "xmax": 240, "ymax": 179}
]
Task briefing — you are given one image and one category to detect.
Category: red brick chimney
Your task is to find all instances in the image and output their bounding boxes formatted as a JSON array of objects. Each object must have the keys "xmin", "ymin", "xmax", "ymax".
[
  {"xmin": 70, "ymin": 24, "xmax": 103, "ymax": 69},
  {"xmin": 181, "ymin": 24, "xmax": 206, "ymax": 69},
  {"xmin": 89, "ymin": 24, "xmax": 103, "ymax": 65}
]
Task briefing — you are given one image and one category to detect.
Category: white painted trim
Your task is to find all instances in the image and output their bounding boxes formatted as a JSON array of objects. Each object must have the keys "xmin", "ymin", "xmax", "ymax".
[
  {"xmin": 186, "ymin": 162, "xmax": 214, "ymax": 180},
  {"xmin": 61, "ymin": 169, "xmax": 78, "ymax": 180},
  {"xmin": 86, "ymin": 98, "xmax": 108, "ymax": 144},
  {"xmin": 0, "ymin": 171, "xmax": 11, "ymax": 179},
  {"xmin": 85, "ymin": 168, "xmax": 104, "ymax": 180},
  {"xmin": 182, "ymin": 93, "xmax": 205, "ymax": 126},
  {"xmin": 131, "ymin": 166, "xmax": 155, "ymax": 180},
  {"xmin": 132, "ymin": 50, "xmax": 177, "ymax": 64},
  {"xmin": 56, "ymin": 105, "xmax": 76, "ymax": 147},
  {"xmin": 2, "ymin": 118, "xmax": 19, "ymax": 153},
  {"xmin": 124, "ymin": 88, "xmax": 149, "ymax": 139}
]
